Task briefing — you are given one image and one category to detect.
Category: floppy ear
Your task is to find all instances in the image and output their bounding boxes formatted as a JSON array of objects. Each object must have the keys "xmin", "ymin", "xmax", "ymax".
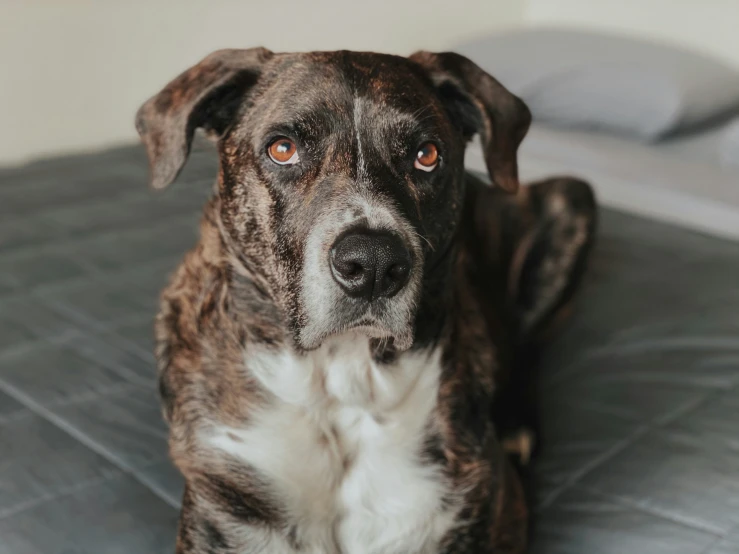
[
  {"xmin": 410, "ymin": 51, "xmax": 531, "ymax": 193},
  {"xmin": 135, "ymin": 47, "xmax": 273, "ymax": 189}
]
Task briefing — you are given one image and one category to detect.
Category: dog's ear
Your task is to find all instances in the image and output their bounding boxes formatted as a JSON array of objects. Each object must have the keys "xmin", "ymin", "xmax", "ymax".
[
  {"xmin": 410, "ymin": 51, "xmax": 531, "ymax": 193},
  {"xmin": 135, "ymin": 47, "xmax": 273, "ymax": 189}
]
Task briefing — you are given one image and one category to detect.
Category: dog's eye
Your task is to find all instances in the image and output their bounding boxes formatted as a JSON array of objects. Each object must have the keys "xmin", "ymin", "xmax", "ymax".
[
  {"xmin": 414, "ymin": 142, "xmax": 439, "ymax": 172},
  {"xmin": 267, "ymin": 137, "xmax": 300, "ymax": 165}
]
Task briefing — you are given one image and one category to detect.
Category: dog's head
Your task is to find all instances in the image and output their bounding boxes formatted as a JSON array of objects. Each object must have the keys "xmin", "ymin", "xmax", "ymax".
[{"xmin": 137, "ymin": 49, "xmax": 530, "ymax": 351}]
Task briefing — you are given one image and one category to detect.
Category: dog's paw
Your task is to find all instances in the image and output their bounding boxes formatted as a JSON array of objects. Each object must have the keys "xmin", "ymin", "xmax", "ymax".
[{"xmin": 502, "ymin": 428, "xmax": 536, "ymax": 466}]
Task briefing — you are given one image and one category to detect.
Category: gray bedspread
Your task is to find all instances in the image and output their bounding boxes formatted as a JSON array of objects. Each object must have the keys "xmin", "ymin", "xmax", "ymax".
[{"xmin": 1, "ymin": 141, "xmax": 738, "ymax": 554}]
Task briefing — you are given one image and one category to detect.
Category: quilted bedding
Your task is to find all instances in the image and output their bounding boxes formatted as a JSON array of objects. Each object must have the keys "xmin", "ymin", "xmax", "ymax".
[{"xmin": 0, "ymin": 142, "xmax": 738, "ymax": 554}]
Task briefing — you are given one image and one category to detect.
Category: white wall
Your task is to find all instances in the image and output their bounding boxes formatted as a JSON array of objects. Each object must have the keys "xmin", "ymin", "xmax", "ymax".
[
  {"xmin": 7, "ymin": 0, "xmax": 739, "ymax": 164},
  {"xmin": 525, "ymin": 0, "xmax": 739, "ymax": 69},
  {"xmin": 0, "ymin": 0, "xmax": 524, "ymax": 165}
]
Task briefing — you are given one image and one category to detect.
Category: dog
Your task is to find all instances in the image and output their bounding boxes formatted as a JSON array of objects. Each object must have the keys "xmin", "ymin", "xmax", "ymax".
[{"xmin": 136, "ymin": 48, "xmax": 597, "ymax": 553}]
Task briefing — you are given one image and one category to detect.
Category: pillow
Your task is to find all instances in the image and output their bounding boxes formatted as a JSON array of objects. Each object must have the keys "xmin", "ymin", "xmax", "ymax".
[
  {"xmin": 455, "ymin": 28, "xmax": 739, "ymax": 141},
  {"xmin": 720, "ymin": 118, "xmax": 739, "ymax": 168}
]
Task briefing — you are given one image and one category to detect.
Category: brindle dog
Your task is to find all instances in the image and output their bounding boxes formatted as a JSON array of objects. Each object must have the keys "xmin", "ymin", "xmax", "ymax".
[{"xmin": 136, "ymin": 48, "xmax": 596, "ymax": 554}]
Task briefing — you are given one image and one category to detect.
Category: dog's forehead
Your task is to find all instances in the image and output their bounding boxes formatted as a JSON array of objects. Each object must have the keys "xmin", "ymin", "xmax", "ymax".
[{"xmin": 262, "ymin": 51, "xmax": 437, "ymax": 115}]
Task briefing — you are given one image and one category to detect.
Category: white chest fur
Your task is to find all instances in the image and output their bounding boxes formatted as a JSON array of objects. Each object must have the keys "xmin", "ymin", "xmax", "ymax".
[{"xmin": 205, "ymin": 334, "xmax": 456, "ymax": 554}]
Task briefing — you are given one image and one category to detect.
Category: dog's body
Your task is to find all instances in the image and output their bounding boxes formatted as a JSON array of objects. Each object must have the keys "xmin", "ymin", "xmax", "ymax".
[{"xmin": 138, "ymin": 49, "xmax": 596, "ymax": 553}]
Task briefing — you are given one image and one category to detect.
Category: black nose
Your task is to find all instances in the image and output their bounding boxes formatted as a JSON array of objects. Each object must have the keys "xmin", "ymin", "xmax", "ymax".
[{"xmin": 330, "ymin": 231, "xmax": 412, "ymax": 300}]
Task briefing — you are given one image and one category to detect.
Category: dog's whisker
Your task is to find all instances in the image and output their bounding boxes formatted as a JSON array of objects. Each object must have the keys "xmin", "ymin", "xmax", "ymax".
[{"xmin": 412, "ymin": 231, "xmax": 435, "ymax": 251}]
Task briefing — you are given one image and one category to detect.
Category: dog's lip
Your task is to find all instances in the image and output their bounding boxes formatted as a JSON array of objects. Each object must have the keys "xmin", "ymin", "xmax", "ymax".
[
  {"xmin": 310, "ymin": 318, "xmax": 413, "ymax": 352},
  {"xmin": 344, "ymin": 318, "xmax": 392, "ymax": 338},
  {"xmin": 343, "ymin": 319, "xmax": 413, "ymax": 350}
]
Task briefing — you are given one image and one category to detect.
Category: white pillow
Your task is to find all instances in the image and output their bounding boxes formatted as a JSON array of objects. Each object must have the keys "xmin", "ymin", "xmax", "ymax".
[{"xmin": 456, "ymin": 28, "xmax": 739, "ymax": 141}]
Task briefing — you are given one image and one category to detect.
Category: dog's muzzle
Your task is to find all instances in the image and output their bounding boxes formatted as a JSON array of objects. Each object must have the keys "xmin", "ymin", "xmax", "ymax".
[
  {"xmin": 298, "ymin": 196, "xmax": 422, "ymax": 351},
  {"xmin": 330, "ymin": 231, "xmax": 412, "ymax": 301}
]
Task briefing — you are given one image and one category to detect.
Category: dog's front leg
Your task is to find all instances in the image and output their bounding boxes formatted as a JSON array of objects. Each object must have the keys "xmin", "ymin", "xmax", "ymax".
[
  {"xmin": 436, "ymin": 452, "xmax": 528, "ymax": 554},
  {"xmin": 176, "ymin": 487, "xmax": 224, "ymax": 554},
  {"xmin": 175, "ymin": 485, "xmax": 295, "ymax": 554},
  {"xmin": 467, "ymin": 175, "xmax": 597, "ymax": 457}
]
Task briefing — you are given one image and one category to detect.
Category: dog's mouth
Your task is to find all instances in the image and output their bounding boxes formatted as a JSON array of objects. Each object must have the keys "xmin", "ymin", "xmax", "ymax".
[
  {"xmin": 303, "ymin": 311, "xmax": 414, "ymax": 352},
  {"xmin": 342, "ymin": 316, "xmax": 396, "ymax": 339},
  {"xmin": 346, "ymin": 322, "xmax": 391, "ymax": 339},
  {"xmin": 296, "ymin": 286, "xmax": 418, "ymax": 351},
  {"xmin": 333, "ymin": 313, "xmax": 399, "ymax": 340}
]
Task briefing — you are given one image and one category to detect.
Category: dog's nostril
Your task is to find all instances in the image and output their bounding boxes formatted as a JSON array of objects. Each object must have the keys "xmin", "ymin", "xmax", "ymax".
[
  {"xmin": 345, "ymin": 262, "xmax": 362, "ymax": 278},
  {"xmin": 330, "ymin": 232, "xmax": 411, "ymax": 300},
  {"xmin": 380, "ymin": 261, "xmax": 411, "ymax": 298},
  {"xmin": 387, "ymin": 263, "xmax": 408, "ymax": 281}
]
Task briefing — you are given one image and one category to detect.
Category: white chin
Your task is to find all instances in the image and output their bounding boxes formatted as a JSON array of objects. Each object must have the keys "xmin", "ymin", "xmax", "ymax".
[
  {"xmin": 348, "ymin": 325, "xmax": 414, "ymax": 352},
  {"xmin": 348, "ymin": 324, "xmax": 393, "ymax": 340},
  {"xmin": 298, "ymin": 318, "xmax": 414, "ymax": 352}
]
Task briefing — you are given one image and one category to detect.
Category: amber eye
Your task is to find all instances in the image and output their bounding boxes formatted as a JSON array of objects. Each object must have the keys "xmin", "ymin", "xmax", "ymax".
[
  {"xmin": 414, "ymin": 142, "xmax": 439, "ymax": 172},
  {"xmin": 267, "ymin": 137, "xmax": 299, "ymax": 165}
]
